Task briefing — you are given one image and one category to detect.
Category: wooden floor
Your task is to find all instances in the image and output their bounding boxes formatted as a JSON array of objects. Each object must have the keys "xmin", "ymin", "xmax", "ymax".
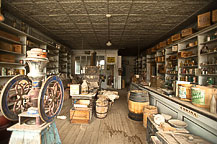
[{"xmin": 55, "ymin": 88, "xmax": 147, "ymax": 144}]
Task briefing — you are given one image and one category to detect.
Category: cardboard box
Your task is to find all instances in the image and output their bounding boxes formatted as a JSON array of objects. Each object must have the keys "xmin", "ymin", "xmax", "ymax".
[
  {"xmin": 212, "ymin": 9, "xmax": 217, "ymax": 23},
  {"xmin": 159, "ymin": 41, "xmax": 167, "ymax": 48},
  {"xmin": 171, "ymin": 33, "xmax": 181, "ymax": 42},
  {"xmin": 167, "ymin": 38, "xmax": 172, "ymax": 45},
  {"xmin": 198, "ymin": 12, "xmax": 211, "ymax": 29},
  {"xmin": 70, "ymin": 107, "xmax": 92, "ymax": 124},
  {"xmin": 70, "ymin": 84, "xmax": 80, "ymax": 95},
  {"xmin": 0, "ymin": 54, "xmax": 15, "ymax": 63},
  {"xmin": 0, "ymin": 30, "xmax": 20, "ymax": 42},
  {"xmin": 181, "ymin": 28, "xmax": 194, "ymax": 37},
  {"xmin": 0, "ymin": 41, "xmax": 13, "ymax": 52},
  {"xmin": 172, "ymin": 45, "xmax": 178, "ymax": 52},
  {"xmin": 13, "ymin": 45, "xmax": 22, "ymax": 54}
]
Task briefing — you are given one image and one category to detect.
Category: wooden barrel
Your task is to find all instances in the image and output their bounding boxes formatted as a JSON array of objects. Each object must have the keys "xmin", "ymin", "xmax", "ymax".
[
  {"xmin": 96, "ymin": 99, "xmax": 109, "ymax": 119},
  {"xmin": 143, "ymin": 105, "xmax": 158, "ymax": 128},
  {"xmin": 128, "ymin": 90, "xmax": 149, "ymax": 121}
]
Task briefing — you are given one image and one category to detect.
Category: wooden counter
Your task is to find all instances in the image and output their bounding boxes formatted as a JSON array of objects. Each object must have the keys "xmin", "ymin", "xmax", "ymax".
[{"xmin": 131, "ymin": 83, "xmax": 217, "ymax": 144}]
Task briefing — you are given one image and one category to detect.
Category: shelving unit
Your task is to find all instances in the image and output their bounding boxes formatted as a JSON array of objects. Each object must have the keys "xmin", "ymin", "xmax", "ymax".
[
  {"xmin": 145, "ymin": 23, "xmax": 217, "ymax": 87},
  {"xmin": 0, "ymin": 21, "xmax": 71, "ymax": 92}
]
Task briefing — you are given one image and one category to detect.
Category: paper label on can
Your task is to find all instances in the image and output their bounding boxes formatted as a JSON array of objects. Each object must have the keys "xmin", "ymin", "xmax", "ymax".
[
  {"xmin": 191, "ymin": 88, "xmax": 205, "ymax": 105},
  {"xmin": 179, "ymin": 86, "xmax": 187, "ymax": 99}
]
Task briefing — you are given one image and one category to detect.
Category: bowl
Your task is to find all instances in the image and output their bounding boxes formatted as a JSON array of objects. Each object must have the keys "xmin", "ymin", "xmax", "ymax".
[{"xmin": 168, "ymin": 119, "xmax": 188, "ymax": 128}]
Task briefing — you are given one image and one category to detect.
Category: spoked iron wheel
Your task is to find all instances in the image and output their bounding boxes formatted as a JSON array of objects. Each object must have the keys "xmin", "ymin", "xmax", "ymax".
[
  {"xmin": 0, "ymin": 75, "xmax": 32, "ymax": 121},
  {"xmin": 38, "ymin": 75, "xmax": 64, "ymax": 122}
]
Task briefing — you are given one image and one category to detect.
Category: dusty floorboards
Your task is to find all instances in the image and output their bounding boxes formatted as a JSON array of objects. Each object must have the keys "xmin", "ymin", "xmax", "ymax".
[{"xmin": 55, "ymin": 88, "xmax": 147, "ymax": 144}]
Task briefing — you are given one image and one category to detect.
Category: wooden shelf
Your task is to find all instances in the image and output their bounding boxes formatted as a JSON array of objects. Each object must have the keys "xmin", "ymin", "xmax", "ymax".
[
  {"xmin": 179, "ymin": 45, "xmax": 198, "ymax": 51},
  {"xmin": 167, "ymin": 52, "xmax": 177, "ymax": 55},
  {"xmin": 0, "ymin": 35, "xmax": 22, "ymax": 45},
  {"xmin": 0, "ymin": 62, "xmax": 24, "ymax": 66},
  {"xmin": 179, "ymin": 55, "xmax": 197, "ymax": 59},
  {"xmin": 0, "ymin": 75, "xmax": 15, "ymax": 78},
  {"xmin": 180, "ymin": 73, "xmax": 196, "ymax": 76},
  {"xmin": 201, "ymin": 74, "xmax": 217, "ymax": 76},
  {"xmin": 200, "ymin": 51, "xmax": 217, "ymax": 56},
  {"xmin": 166, "ymin": 73, "xmax": 178, "ymax": 75},
  {"xmin": 180, "ymin": 65, "xmax": 198, "ymax": 68},
  {"xmin": 200, "ymin": 38, "xmax": 217, "ymax": 45},
  {"xmin": 200, "ymin": 64, "xmax": 217, "ymax": 67},
  {"xmin": 0, "ymin": 49, "xmax": 25, "ymax": 55}
]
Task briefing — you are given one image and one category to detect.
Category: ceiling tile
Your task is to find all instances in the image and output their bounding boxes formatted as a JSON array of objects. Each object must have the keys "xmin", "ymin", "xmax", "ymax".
[
  {"xmin": 60, "ymin": 2, "xmax": 87, "ymax": 14},
  {"xmin": 85, "ymin": 2, "xmax": 107, "ymax": 14},
  {"xmin": 109, "ymin": 3, "xmax": 131, "ymax": 14}
]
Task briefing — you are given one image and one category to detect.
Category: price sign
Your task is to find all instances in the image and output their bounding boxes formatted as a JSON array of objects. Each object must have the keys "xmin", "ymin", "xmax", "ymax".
[{"xmin": 107, "ymin": 57, "xmax": 115, "ymax": 63}]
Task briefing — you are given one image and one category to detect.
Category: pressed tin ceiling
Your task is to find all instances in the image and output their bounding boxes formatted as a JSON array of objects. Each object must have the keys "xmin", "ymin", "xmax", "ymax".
[{"xmin": 2, "ymin": 0, "xmax": 216, "ymax": 55}]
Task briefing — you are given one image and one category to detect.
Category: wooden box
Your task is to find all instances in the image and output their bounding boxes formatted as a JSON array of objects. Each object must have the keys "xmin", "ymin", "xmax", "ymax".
[
  {"xmin": 159, "ymin": 41, "xmax": 167, "ymax": 48},
  {"xmin": 212, "ymin": 9, "xmax": 217, "ymax": 23},
  {"xmin": 167, "ymin": 38, "xmax": 172, "ymax": 45},
  {"xmin": 70, "ymin": 84, "xmax": 80, "ymax": 95},
  {"xmin": 13, "ymin": 45, "xmax": 22, "ymax": 53},
  {"xmin": 172, "ymin": 45, "xmax": 178, "ymax": 52},
  {"xmin": 0, "ymin": 41, "xmax": 13, "ymax": 52},
  {"xmin": 198, "ymin": 12, "xmax": 211, "ymax": 29},
  {"xmin": 181, "ymin": 28, "xmax": 193, "ymax": 37},
  {"xmin": 171, "ymin": 33, "xmax": 181, "ymax": 42},
  {"xmin": 0, "ymin": 54, "xmax": 15, "ymax": 63},
  {"xmin": 0, "ymin": 30, "xmax": 20, "ymax": 42},
  {"xmin": 178, "ymin": 51, "xmax": 192, "ymax": 58},
  {"xmin": 70, "ymin": 107, "xmax": 92, "ymax": 124}
]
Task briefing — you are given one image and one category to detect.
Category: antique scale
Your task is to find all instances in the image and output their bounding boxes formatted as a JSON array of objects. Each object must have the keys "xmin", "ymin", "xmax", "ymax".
[{"xmin": 0, "ymin": 48, "xmax": 64, "ymax": 143}]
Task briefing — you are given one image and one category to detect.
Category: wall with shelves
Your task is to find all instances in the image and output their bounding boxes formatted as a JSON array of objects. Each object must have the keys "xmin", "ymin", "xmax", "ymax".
[
  {"xmin": 146, "ymin": 23, "xmax": 217, "ymax": 87},
  {"xmin": 0, "ymin": 20, "xmax": 71, "ymax": 92}
]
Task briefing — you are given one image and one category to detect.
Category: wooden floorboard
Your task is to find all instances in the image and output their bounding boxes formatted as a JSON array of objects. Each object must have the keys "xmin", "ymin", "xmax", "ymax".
[{"xmin": 56, "ymin": 88, "xmax": 147, "ymax": 144}]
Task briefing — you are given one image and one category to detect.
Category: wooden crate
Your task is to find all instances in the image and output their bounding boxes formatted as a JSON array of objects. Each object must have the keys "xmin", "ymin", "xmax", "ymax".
[
  {"xmin": 0, "ymin": 54, "xmax": 15, "ymax": 63},
  {"xmin": 159, "ymin": 41, "xmax": 166, "ymax": 48},
  {"xmin": 167, "ymin": 38, "xmax": 172, "ymax": 45},
  {"xmin": 70, "ymin": 107, "xmax": 92, "ymax": 124},
  {"xmin": 171, "ymin": 33, "xmax": 181, "ymax": 42},
  {"xmin": 198, "ymin": 12, "xmax": 211, "ymax": 29},
  {"xmin": 13, "ymin": 45, "xmax": 22, "ymax": 53},
  {"xmin": 181, "ymin": 27, "xmax": 194, "ymax": 37},
  {"xmin": 212, "ymin": 9, "xmax": 217, "ymax": 23},
  {"xmin": 0, "ymin": 41, "xmax": 13, "ymax": 52},
  {"xmin": 0, "ymin": 30, "xmax": 20, "ymax": 42}
]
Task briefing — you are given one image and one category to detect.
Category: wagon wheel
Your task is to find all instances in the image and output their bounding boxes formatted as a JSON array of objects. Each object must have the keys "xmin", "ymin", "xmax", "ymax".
[
  {"xmin": 38, "ymin": 75, "xmax": 64, "ymax": 122},
  {"xmin": 0, "ymin": 75, "xmax": 32, "ymax": 121}
]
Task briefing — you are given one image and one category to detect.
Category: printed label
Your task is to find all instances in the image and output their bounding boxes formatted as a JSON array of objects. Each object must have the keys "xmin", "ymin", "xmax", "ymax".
[{"xmin": 191, "ymin": 88, "xmax": 205, "ymax": 105}]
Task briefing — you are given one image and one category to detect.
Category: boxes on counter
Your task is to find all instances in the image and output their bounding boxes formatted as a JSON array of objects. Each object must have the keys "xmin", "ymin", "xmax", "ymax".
[
  {"xmin": 198, "ymin": 12, "xmax": 211, "ymax": 29},
  {"xmin": 0, "ymin": 54, "xmax": 15, "ymax": 63}
]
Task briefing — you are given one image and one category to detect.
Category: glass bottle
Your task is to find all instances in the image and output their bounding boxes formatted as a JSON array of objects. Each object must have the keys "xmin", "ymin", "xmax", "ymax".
[{"xmin": 210, "ymin": 95, "xmax": 216, "ymax": 114}]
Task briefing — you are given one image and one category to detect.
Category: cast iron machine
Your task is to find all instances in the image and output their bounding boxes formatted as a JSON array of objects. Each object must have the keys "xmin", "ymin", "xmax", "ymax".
[{"xmin": 0, "ymin": 48, "xmax": 64, "ymax": 126}]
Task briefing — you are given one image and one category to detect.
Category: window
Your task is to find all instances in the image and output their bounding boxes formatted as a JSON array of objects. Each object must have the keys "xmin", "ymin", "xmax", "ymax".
[{"xmin": 75, "ymin": 56, "xmax": 105, "ymax": 74}]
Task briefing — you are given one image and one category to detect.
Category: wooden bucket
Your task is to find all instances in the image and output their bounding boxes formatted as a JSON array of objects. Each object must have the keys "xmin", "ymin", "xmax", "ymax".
[
  {"xmin": 128, "ymin": 90, "xmax": 149, "ymax": 121},
  {"xmin": 143, "ymin": 105, "xmax": 158, "ymax": 128},
  {"xmin": 96, "ymin": 99, "xmax": 108, "ymax": 119}
]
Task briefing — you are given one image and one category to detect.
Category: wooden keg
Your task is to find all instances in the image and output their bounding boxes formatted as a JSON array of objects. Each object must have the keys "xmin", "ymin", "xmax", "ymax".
[
  {"xmin": 95, "ymin": 99, "xmax": 109, "ymax": 119},
  {"xmin": 128, "ymin": 90, "xmax": 149, "ymax": 121},
  {"xmin": 143, "ymin": 105, "xmax": 158, "ymax": 128}
]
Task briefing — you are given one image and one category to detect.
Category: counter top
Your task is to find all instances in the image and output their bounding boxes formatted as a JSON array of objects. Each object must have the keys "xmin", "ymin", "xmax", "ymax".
[{"xmin": 132, "ymin": 83, "xmax": 217, "ymax": 121}]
